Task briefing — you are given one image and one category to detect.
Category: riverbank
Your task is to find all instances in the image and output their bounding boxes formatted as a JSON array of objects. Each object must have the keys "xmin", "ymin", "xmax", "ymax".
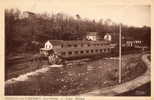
[{"xmin": 80, "ymin": 54, "xmax": 150, "ymax": 96}]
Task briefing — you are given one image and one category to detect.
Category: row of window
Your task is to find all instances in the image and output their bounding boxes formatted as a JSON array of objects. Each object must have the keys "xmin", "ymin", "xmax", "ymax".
[
  {"xmin": 61, "ymin": 48, "xmax": 111, "ymax": 56},
  {"xmin": 61, "ymin": 43, "xmax": 107, "ymax": 48}
]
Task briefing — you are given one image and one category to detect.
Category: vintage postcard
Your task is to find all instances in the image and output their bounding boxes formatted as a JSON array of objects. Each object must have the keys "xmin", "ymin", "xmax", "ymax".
[{"xmin": 0, "ymin": 0, "xmax": 153, "ymax": 100}]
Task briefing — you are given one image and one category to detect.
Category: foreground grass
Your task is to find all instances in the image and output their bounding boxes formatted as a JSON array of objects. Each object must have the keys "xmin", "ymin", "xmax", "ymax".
[{"xmin": 5, "ymin": 54, "xmax": 146, "ymax": 95}]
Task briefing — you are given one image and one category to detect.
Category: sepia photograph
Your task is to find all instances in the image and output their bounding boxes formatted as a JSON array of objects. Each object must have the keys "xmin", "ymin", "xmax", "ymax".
[{"xmin": 4, "ymin": 0, "xmax": 151, "ymax": 97}]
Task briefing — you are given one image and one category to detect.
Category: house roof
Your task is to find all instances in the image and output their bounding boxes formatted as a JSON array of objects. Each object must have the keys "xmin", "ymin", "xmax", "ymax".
[
  {"xmin": 47, "ymin": 40, "xmax": 111, "ymax": 46},
  {"xmin": 48, "ymin": 40, "xmax": 63, "ymax": 45},
  {"xmin": 87, "ymin": 32, "xmax": 97, "ymax": 36}
]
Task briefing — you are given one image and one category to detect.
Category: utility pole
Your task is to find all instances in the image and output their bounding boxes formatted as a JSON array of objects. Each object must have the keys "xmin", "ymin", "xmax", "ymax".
[{"xmin": 119, "ymin": 23, "xmax": 122, "ymax": 84}]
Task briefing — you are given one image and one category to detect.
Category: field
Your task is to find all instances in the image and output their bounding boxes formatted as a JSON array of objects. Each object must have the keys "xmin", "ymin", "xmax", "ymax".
[{"xmin": 5, "ymin": 54, "xmax": 146, "ymax": 95}]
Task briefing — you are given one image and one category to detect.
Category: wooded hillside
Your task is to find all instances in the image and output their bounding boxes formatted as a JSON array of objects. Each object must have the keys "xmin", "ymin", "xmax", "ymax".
[{"xmin": 5, "ymin": 9, "xmax": 151, "ymax": 56}]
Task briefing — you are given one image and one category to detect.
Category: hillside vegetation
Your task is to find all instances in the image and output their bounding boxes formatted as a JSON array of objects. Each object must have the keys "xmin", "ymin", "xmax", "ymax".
[{"xmin": 5, "ymin": 9, "xmax": 150, "ymax": 56}]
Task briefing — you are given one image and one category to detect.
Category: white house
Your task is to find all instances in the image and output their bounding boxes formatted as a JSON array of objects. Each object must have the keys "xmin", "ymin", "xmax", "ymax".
[
  {"xmin": 44, "ymin": 40, "xmax": 53, "ymax": 50},
  {"xmin": 86, "ymin": 32, "xmax": 97, "ymax": 41},
  {"xmin": 40, "ymin": 40, "xmax": 63, "ymax": 56},
  {"xmin": 104, "ymin": 33, "xmax": 112, "ymax": 41}
]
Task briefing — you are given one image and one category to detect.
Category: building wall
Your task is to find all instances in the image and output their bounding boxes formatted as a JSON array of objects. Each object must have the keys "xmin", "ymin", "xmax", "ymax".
[
  {"xmin": 54, "ymin": 42, "xmax": 115, "ymax": 58},
  {"xmin": 45, "ymin": 41, "xmax": 53, "ymax": 49},
  {"xmin": 41, "ymin": 40, "xmax": 116, "ymax": 58},
  {"xmin": 126, "ymin": 40, "xmax": 142, "ymax": 47}
]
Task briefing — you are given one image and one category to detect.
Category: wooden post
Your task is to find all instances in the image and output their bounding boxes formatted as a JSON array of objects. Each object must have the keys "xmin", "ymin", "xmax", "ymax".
[{"xmin": 119, "ymin": 23, "xmax": 122, "ymax": 84}]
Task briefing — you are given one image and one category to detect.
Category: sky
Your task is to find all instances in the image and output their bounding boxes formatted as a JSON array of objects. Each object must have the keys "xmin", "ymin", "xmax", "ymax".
[{"xmin": 5, "ymin": 0, "xmax": 151, "ymax": 27}]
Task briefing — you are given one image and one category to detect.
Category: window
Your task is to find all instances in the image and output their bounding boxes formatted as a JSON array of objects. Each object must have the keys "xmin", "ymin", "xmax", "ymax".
[
  {"xmin": 74, "ymin": 44, "xmax": 77, "ymax": 47},
  {"xmin": 100, "ymin": 49, "xmax": 102, "ymax": 52},
  {"xmin": 108, "ymin": 48, "xmax": 110, "ymax": 52},
  {"xmin": 46, "ymin": 45, "xmax": 50, "ymax": 49},
  {"xmin": 91, "ymin": 50, "xmax": 93, "ymax": 53},
  {"xmin": 68, "ymin": 51, "xmax": 72, "ymax": 55},
  {"xmin": 62, "ymin": 52, "xmax": 66, "ymax": 55},
  {"xmin": 61, "ymin": 45, "xmax": 63, "ymax": 48},
  {"xmin": 80, "ymin": 51, "xmax": 84, "ymax": 53},
  {"xmin": 86, "ymin": 50, "xmax": 89, "ymax": 53},
  {"xmin": 106, "ymin": 49, "xmax": 108, "ymax": 52},
  {"xmin": 68, "ymin": 44, "xmax": 72, "ymax": 47},
  {"xmin": 75, "ymin": 51, "xmax": 78, "ymax": 54},
  {"xmin": 104, "ymin": 49, "xmax": 106, "ymax": 52},
  {"xmin": 95, "ymin": 49, "xmax": 98, "ymax": 52}
]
